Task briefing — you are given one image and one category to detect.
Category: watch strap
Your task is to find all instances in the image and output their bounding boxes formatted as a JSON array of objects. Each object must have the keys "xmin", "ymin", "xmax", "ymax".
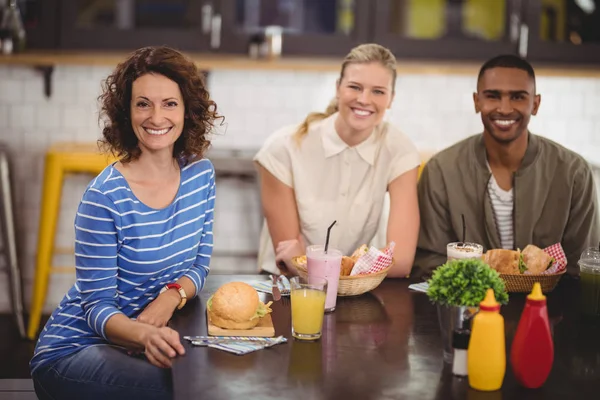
[{"xmin": 160, "ymin": 283, "xmax": 187, "ymax": 309}]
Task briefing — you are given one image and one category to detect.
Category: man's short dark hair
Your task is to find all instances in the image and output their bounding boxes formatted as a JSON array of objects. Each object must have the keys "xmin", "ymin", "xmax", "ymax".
[{"xmin": 477, "ymin": 54, "xmax": 536, "ymax": 84}]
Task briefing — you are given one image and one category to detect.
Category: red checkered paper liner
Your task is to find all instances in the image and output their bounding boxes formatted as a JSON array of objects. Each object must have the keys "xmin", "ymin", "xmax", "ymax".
[
  {"xmin": 350, "ymin": 242, "xmax": 395, "ymax": 276},
  {"xmin": 539, "ymin": 242, "xmax": 567, "ymax": 275}
]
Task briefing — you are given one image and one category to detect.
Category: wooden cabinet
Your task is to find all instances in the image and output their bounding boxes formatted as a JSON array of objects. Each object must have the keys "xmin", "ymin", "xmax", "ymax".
[
  {"xmin": 57, "ymin": 0, "xmax": 214, "ymax": 51},
  {"xmin": 5, "ymin": 0, "xmax": 59, "ymax": 49},
  {"xmin": 11, "ymin": 0, "xmax": 600, "ymax": 66},
  {"xmin": 217, "ymin": 0, "xmax": 370, "ymax": 56},
  {"xmin": 523, "ymin": 0, "xmax": 600, "ymax": 64},
  {"xmin": 371, "ymin": 0, "xmax": 522, "ymax": 61}
]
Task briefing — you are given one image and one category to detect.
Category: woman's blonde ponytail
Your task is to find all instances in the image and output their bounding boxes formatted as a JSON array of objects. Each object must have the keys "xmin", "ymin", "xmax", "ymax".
[{"xmin": 293, "ymin": 98, "xmax": 338, "ymax": 144}]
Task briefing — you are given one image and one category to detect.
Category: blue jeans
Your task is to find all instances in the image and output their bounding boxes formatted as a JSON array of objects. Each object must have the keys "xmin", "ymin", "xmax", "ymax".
[{"xmin": 32, "ymin": 345, "xmax": 173, "ymax": 400}]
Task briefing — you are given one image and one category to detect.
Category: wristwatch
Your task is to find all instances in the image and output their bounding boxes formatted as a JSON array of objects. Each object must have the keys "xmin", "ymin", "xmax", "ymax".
[{"xmin": 160, "ymin": 283, "xmax": 187, "ymax": 310}]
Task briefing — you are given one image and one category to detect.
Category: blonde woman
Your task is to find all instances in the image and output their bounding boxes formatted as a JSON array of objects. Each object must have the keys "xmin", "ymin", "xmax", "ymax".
[{"xmin": 254, "ymin": 43, "xmax": 420, "ymax": 279}]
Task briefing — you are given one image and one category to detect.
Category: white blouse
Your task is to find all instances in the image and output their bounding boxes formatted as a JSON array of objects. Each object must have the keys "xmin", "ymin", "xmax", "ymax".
[{"xmin": 254, "ymin": 112, "xmax": 420, "ymax": 274}]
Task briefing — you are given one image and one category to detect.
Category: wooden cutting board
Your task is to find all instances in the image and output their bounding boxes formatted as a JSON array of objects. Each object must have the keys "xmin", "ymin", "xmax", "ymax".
[{"xmin": 207, "ymin": 311, "xmax": 275, "ymax": 337}]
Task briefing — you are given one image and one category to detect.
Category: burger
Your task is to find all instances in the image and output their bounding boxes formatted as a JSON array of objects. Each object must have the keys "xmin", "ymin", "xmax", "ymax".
[
  {"xmin": 520, "ymin": 244, "xmax": 555, "ymax": 274},
  {"xmin": 482, "ymin": 244, "xmax": 554, "ymax": 275},
  {"xmin": 207, "ymin": 282, "xmax": 272, "ymax": 330},
  {"xmin": 482, "ymin": 248, "xmax": 521, "ymax": 274}
]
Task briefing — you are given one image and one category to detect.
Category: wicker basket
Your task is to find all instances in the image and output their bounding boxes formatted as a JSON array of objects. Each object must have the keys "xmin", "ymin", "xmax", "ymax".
[
  {"xmin": 291, "ymin": 256, "xmax": 391, "ymax": 297},
  {"xmin": 500, "ymin": 269, "xmax": 566, "ymax": 293}
]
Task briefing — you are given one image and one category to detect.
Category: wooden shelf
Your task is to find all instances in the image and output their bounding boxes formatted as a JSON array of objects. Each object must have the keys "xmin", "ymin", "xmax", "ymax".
[
  {"xmin": 1, "ymin": 51, "xmax": 599, "ymax": 99},
  {"xmin": 0, "ymin": 50, "xmax": 344, "ymax": 72},
  {"xmin": 1, "ymin": 50, "xmax": 598, "ymax": 77}
]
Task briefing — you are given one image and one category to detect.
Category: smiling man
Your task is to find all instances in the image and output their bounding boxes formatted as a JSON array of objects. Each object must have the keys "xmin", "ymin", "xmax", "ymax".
[{"xmin": 413, "ymin": 54, "xmax": 600, "ymax": 279}]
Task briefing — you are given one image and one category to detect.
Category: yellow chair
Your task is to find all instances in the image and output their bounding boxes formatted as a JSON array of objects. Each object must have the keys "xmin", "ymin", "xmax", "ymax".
[
  {"xmin": 417, "ymin": 161, "xmax": 425, "ymax": 180},
  {"xmin": 27, "ymin": 142, "xmax": 117, "ymax": 340}
]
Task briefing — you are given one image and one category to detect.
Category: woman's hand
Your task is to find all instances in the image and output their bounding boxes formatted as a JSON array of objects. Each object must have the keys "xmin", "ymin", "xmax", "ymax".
[
  {"xmin": 275, "ymin": 238, "xmax": 305, "ymax": 276},
  {"xmin": 136, "ymin": 290, "xmax": 180, "ymax": 327},
  {"xmin": 141, "ymin": 325, "xmax": 185, "ymax": 369}
]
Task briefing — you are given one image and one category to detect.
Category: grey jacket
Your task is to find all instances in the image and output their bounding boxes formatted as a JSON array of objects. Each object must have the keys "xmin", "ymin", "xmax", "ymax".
[{"xmin": 414, "ymin": 133, "xmax": 600, "ymax": 278}]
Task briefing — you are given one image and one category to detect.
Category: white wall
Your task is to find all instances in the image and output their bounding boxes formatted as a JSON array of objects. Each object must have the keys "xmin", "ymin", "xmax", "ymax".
[{"xmin": 0, "ymin": 64, "xmax": 599, "ymax": 313}]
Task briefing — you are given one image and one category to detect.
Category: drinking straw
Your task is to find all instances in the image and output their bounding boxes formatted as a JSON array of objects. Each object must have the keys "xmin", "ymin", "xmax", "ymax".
[
  {"xmin": 461, "ymin": 214, "xmax": 466, "ymax": 244},
  {"xmin": 324, "ymin": 220, "xmax": 337, "ymax": 254}
]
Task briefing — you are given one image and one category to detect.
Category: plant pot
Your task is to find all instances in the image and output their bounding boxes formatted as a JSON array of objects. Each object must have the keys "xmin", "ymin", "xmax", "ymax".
[{"xmin": 436, "ymin": 304, "xmax": 478, "ymax": 364}]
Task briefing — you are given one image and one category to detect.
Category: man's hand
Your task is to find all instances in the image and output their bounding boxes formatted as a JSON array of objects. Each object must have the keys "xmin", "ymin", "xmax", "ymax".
[{"xmin": 136, "ymin": 289, "xmax": 180, "ymax": 327}]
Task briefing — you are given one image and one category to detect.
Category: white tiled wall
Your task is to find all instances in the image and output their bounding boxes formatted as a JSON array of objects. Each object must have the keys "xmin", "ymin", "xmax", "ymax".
[{"xmin": 0, "ymin": 64, "xmax": 599, "ymax": 313}]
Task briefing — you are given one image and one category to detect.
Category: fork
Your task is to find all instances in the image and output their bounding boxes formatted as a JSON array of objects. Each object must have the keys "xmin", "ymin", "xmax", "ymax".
[{"xmin": 277, "ymin": 275, "xmax": 292, "ymax": 294}]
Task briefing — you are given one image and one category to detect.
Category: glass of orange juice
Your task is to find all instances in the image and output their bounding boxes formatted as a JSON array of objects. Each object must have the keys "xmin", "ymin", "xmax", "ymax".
[{"xmin": 290, "ymin": 276, "xmax": 328, "ymax": 341}]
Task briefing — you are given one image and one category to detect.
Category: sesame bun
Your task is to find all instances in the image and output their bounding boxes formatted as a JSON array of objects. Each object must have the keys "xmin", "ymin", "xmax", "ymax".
[{"xmin": 210, "ymin": 282, "xmax": 259, "ymax": 321}]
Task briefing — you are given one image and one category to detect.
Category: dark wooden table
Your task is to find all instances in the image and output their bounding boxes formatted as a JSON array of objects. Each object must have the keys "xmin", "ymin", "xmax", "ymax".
[{"xmin": 170, "ymin": 274, "xmax": 600, "ymax": 399}]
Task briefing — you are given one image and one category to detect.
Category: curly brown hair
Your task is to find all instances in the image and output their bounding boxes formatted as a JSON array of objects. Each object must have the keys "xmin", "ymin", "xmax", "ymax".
[{"xmin": 98, "ymin": 46, "xmax": 222, "ymax": 163}]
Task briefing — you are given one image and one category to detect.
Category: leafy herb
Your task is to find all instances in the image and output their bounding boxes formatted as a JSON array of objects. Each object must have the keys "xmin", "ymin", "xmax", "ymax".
[
  {"xmin": 519, "ymin": 252, "xmax": 527, "ymax": 274},
  {"xmin": 426, "ymin": 258, "xmax": 509, "ymax": 307},
  {"xmin": 251, "ymin": 301, "xmax": 272, "ymax": 320}
]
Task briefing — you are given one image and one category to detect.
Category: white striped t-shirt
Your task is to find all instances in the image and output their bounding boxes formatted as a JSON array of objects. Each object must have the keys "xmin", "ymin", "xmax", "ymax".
[
  {"xmin": 30, "ymin": 158, "xmax": 216, "ymax": 373},
  {"xmin": 487, "ymin": 173, "xmax": 514, "ymax": 250}
]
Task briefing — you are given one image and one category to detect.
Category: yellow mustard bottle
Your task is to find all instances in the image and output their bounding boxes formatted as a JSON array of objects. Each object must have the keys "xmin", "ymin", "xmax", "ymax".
[{"xmin": 467, "ymin": 288, "xmax": 506, "ymax": 391}]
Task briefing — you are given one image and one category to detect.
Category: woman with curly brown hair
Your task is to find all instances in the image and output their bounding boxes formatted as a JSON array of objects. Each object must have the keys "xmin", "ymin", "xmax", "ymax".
[{"xmin": 30, "ymin": 46, "xmax": 221, "ymax": 400}]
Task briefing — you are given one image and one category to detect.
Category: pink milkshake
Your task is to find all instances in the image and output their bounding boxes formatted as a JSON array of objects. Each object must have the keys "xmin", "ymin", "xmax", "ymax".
[{"xmin": 306, "ymin": 245, "xmax": 341, "ymax": 312}]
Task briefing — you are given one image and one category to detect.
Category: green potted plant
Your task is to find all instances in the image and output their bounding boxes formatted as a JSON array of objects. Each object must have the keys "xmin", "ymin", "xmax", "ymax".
[{"xmin": 427, "ymin": 258, "xmax": 509, "ymax": 364}]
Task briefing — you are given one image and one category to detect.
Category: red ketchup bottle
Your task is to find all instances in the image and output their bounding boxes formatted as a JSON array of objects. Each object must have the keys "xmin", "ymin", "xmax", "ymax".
[{"xmin": 510, "ymin": 282, "xmax": 554, "ymax": 388}]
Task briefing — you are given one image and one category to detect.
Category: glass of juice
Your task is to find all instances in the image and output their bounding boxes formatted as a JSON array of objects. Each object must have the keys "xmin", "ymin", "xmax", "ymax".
[
  {"xmin": 578, "ymin": 247, "xmax": 600, "ymax": 317},
  {"xmin": 290, "ymin": 276, "xmax": 328, "ymax": 341},
  {"xmin": 306, "ymin": 245, "xmax": 342, "ymax": 312},
  {"xmin": 447, "ymin": 242, "xmax": 483, "ymax": 261}
]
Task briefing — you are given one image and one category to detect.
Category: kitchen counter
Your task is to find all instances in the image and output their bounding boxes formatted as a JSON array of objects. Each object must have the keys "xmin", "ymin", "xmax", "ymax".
[{"xmin": 207, "ymin": 148, "xmax": 258, "ymax": 178}]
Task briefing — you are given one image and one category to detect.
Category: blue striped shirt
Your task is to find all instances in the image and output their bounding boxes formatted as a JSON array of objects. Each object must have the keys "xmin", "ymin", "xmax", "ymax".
[{"xmin": 30, "ymin": 158, "xmax": 215, "ymax": 373}]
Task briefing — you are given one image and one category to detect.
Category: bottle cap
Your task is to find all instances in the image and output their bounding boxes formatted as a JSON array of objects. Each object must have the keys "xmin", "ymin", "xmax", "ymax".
[
  {"xmin": 527, "ymin": 282, "xmax": 546, "ymax": 301},
  {"xmin": 479, "ymin": 288, "xmax": 500, "ymax": 312},
  {"xmin": 452, "ymin": 328, "xmax": 470, "ymax": 350}
]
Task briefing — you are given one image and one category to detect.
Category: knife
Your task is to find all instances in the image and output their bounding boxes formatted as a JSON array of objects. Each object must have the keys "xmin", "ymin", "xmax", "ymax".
[{"xmin": 270, "ymin": 274, "xmax": 282, "ymax": 301}]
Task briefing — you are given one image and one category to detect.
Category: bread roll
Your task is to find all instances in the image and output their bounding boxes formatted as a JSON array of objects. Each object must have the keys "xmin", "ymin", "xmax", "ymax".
[{"xmin": 340, "ymin": 256, "xmax": 356, "ymax": 276}]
